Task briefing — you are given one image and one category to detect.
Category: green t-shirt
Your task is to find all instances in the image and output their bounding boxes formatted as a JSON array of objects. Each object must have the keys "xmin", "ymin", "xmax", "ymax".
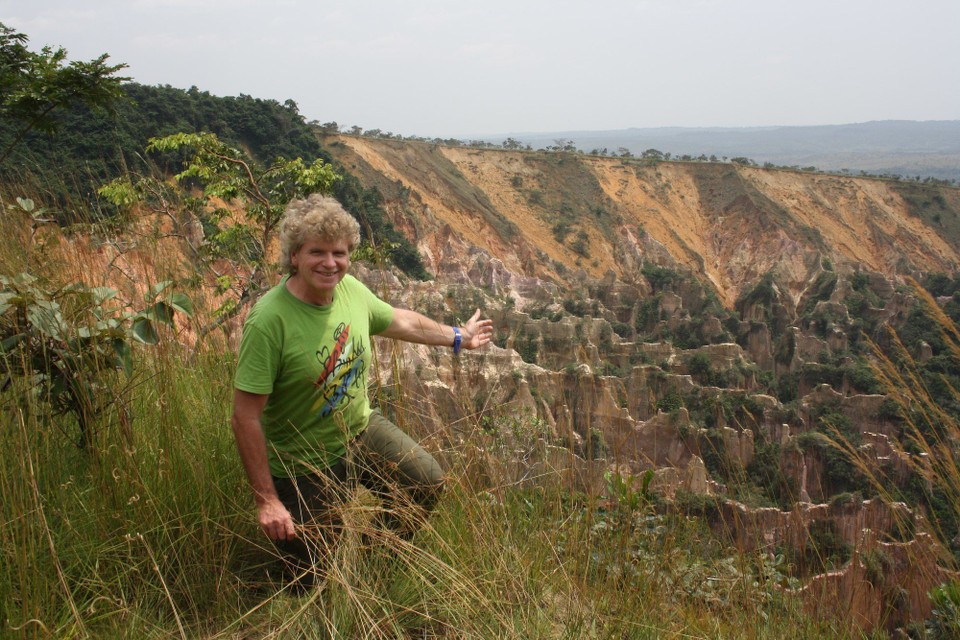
[{"xmin": 234, "ymin": 274, "xmax": 394, "ymax": 477}]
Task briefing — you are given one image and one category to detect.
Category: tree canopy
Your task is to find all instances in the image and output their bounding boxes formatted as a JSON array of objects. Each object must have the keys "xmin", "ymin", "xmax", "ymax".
[{"xmin": 0, "ymin": 21, "xmax": 129, "ymax": 163}]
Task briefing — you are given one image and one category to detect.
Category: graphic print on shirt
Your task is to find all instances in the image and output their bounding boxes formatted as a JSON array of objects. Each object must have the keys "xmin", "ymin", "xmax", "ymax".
[{"xmin": 311, "ymin": 322, "xmax": 367, "ymax": 417}]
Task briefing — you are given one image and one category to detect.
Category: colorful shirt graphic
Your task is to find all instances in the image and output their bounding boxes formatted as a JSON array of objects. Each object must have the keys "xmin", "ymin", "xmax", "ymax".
[
  {"xmin": 311, "ymin": 322, "xmax": 366, "ymax": 417},
  {"xmin": 234, "ymin": 274, "xmax": 394, "ymax": 476}
]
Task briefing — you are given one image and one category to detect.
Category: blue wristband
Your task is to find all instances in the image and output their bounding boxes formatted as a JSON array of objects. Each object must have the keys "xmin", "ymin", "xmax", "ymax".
[{"xmin": 452, "ymin": 326, "xmax": 462, "ymax": 355}]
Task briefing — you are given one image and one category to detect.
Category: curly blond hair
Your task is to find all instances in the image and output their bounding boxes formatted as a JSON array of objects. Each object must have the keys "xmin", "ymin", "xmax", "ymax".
[{"xmin": 278, "ymin": 194, "xmax": 361, "ymax": 274}]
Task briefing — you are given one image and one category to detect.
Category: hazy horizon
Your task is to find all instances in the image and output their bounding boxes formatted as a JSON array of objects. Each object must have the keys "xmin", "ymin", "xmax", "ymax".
[
  {"xmin": 4, "ymin": 0, "xmax": 959, "ymax": 139},
  {"xmin": 474, "ymin": 118, "xmax": 960, "ymax": 139}
]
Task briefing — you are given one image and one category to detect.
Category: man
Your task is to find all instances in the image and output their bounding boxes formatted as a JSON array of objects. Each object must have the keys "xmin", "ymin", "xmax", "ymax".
[{"xmin": 232, "ymin": 193, "xmax": 493, "ymax": 582}]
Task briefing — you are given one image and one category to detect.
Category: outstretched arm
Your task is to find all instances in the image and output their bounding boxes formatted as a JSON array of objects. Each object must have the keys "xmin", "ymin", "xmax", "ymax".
[{"xmin": 379, "ymin": 308, "xmax": 493, "ymax": 351}]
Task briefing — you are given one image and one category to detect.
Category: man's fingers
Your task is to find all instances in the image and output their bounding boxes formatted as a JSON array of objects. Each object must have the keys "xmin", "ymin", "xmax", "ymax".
[
  {"xmin": 456, "ymin": 308, "xmax": 494, "ymax": 350},
  {"xmin": 259, "ymin": 503, "xmax": 298, "ymax": 541},
  {"xmin": 263, "ymin": 520, "xmax": 297, "ymax": 541},
  {"xmin": 462, "ymin": 310, "xmax": 494, "ymax": 349}
]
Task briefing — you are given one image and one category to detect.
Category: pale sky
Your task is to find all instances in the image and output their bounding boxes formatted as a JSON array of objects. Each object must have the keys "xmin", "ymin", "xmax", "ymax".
[{"xmin": 3, "ymin": 0, "xmax": 959, "ymax": 138}]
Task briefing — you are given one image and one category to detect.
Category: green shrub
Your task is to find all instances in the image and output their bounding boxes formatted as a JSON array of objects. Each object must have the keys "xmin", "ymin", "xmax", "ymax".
[
  {"xmin": 928, "ymin": 580, "xmax": 960, "ymax": 638},
  {"xmin": 0, "ymin": 271, "xmax": 192, "ymax": 448},
  {"xmin": 641, "ymin": 264, "xmax": 683, "ymax": 293},
  {"xmin": 656, "ymin": 390, "xmax": 684, "ymax": 413},
  {"xmin": 687, "ymin": 353, "xmax": 713, "ymax": 384}
]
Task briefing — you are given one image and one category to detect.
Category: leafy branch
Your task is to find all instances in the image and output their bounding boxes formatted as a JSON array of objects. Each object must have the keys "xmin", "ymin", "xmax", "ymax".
[{"xmin": 100, "ymin": 132, "xmax": 341, "ymax": 341}]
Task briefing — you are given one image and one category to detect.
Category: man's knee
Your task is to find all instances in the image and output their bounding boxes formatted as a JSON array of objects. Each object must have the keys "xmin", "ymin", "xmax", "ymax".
[
  {"xmin": 413, "ymin": 471, "xmax": 445, "ymax": 512},
  {"xmin": 361, "ymin": 413, "xmax": 445, "ymax": 493}
]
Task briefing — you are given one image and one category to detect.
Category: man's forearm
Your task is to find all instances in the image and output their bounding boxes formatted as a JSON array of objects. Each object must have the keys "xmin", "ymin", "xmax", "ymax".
[
  {"xmin": 231, "ymin": 415, "xmax": 280, "ymax": 505},
  {"xmin": 380, "ymin": 307, "xmax": 494, "ymax": 350},
  {"xmin": 380, "ymin": 308, "xmax": 453, "ymax": 346}
]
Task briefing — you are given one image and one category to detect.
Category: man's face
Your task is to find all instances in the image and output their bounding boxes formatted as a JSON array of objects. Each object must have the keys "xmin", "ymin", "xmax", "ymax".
[{"xmin": 290, "ymin": 236, "xmax": 350, "ymax": 303}]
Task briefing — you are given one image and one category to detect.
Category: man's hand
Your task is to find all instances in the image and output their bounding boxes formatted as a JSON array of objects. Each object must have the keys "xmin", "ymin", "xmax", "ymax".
[
  {"xmin": 461, "ymin": 308, "xmax": 494, "ymax": 350},
  {"xmin": 258, "ymin": 497, "xmax": 297, "ymax": 541}
]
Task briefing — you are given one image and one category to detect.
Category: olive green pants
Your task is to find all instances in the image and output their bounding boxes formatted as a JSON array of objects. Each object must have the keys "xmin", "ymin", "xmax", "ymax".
[{"xmin": 271, "ymin": 411, "xmax": 444, "ymax": 582}]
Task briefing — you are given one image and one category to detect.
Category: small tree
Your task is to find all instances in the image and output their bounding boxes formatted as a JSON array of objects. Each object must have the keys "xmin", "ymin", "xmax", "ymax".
[
  {"xmin": 0, "ymin": 262, "xmax": 192, "ymax": 450},
  {"xmin": 571, "ymin": 229, "xmax": 590, "ymax": 257},
  {"xmin": 641, "ymin": 148, "xmax": 665, "ymax": 162},
  {"xmin": 317, "ymin": 121, "xmax": 340, "ymax": 134},
  {"xmin": 687, "ymin": 352, "xmax": 714, "ymax": 384},
  {"xmin": 100, "ymin": 132, "xmax": 340, "ymax": 338},
  {"xmin": 549, "ymin": 138, "xmax": 577, "ymax": 152}
]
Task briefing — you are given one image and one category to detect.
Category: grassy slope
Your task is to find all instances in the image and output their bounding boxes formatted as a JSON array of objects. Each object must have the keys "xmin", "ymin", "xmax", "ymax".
[{"xmin": 0, "ymin": 200, "xmax": 850, "ymax": 639}]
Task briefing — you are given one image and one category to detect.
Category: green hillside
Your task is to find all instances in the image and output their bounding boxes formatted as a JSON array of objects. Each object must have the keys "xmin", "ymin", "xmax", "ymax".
[{"xmin": 0, "ymin": 80, "xmax": 427, "ymax": 279}]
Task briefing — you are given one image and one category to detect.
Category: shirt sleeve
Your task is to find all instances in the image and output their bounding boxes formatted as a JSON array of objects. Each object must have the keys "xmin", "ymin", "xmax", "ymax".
[
  {"xmin": 369, "ymin": 295, "xmax": 394, "ymax": 335},
  {"xmin": 234, "ymin": 321, "xmax": 279, "ymax": 394},
  {"xmin": 350, "ymin": 276, "xmax": 395, "ymax": 335}
]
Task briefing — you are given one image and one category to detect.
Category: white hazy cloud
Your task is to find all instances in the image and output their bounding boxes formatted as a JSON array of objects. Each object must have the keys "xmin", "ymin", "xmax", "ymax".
[{"xmin": 2, "ymin": 0, "xmax": 958, "ymax": 138}]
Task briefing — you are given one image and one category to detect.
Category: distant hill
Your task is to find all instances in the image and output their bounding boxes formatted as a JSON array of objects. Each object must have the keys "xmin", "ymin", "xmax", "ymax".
[{"xmin": 478, "ymin": 121, "xmax": 960, "ymax": 183}]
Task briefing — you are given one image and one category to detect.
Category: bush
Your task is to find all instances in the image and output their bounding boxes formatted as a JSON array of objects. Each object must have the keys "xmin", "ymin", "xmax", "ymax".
[
  {"xmin": 843, "ymin": 360, "xmax": 880, "ymax": 394},
  {"xmin": 928, "ymin": 580, "xmax": 960, "ymax": 638},
  {"xmin": 612, "ymin": 321, "xmax": 632, "ymax": 338},
  {"xmin": 745, "ymin": 441, "xmax": 796, "ymax": 508},
  {"xmin": 641, "ymin": 264, "xmax": 683, "ymax": 293},
  {"xmin": 570, "ymin": 230, "xmax": 590, "ymax": 258},
  {"xmin": 656, "ymin": 390, "xmax": 684, "ymax": 413},
  {"xmin": 515, "ymin": 333, "xmax": 539, "ymax": 364},
  {"xmin": 687, "ymin": 352, "xmax": 713, "ymax": 384},
  {"xmin": 798, "ymin": 520, "xmax": 852, "ymax": 575},
  {"xmin": 0, "ymin": 271, "xmax": 192, "ymax": 448},
  {"xmin": 635, "ymin": 296, "xmax": 661, "ymax": 333}
]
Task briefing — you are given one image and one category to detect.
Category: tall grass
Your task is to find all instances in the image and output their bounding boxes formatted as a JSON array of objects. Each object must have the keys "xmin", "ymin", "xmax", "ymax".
[
  {"xmin": 819, "ymin": 279, "xmax": 960, "ymax": 555},
  {"xmin": 832, "ymin": 281, "xmax": 960, "ymax": 627},
  {"xmin": 0, "ymin": 350, "xmax": 839, "ymax": 637},
  {"xmin": 871, "ymin": 281, "xmax": 960, "ymax": 543},
  {"xmin": 1, "ymin": 191, "xmax": 851, "ymax": 639}
]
